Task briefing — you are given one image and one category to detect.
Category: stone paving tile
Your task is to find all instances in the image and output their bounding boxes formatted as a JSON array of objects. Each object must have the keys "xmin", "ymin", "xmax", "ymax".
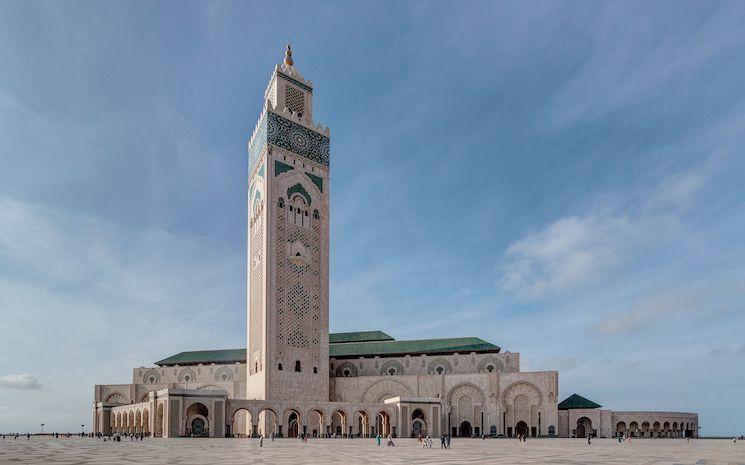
[{"xmin": 1, "ymin": 437, "xmax": 744, "ymax": 465}]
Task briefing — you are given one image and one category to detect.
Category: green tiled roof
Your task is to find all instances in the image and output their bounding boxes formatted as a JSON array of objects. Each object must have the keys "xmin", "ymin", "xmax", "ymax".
[
  {"xmin": 329, "ymin": 337, "xmax": 499, "ymax": 359},
  {"xmin": 154, "ymin": 334, "xmax": 500, "ymax": 365},
  {"xmin": 558, "ymin": 394, "xmax": 602, "ymax": 410},
  {"xmin": 155, "ymin": 349, "xmax": 246, "ymax": 366},
  {"xmin": 329, "ymin": 331, "xmax": 394, "ymax": 344}
]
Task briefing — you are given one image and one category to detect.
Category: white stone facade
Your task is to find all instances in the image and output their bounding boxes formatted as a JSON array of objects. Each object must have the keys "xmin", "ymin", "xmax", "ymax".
[{"xmin": 92, "ymin": 47, "xmax": 697, "ymax": 440}]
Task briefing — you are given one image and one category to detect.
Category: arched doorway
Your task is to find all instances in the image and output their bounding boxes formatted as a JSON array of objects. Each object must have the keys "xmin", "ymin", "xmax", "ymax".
[
  {"xmin": 135, "ymin": 411, "xmax": 142, "ymax": 434},
  {"xmin": 186, "ymin": 402, "xmax": 209, "ymax": 437},
  {"xmin": 357, "ymin": 411, "xmax": 370, "ymax": 438},
  {"xmin": 231, "ymin": 408, "xmax": 252, "ymax": 437},
  {"xmin": 142, "ymin": 409, "xmax": 150, "ymax": 435},
  {"xmin": 256, "ymin": 408, "xmax": 277, "ymax": 437},
  {"xmin": 616, "ymin": 421, "xmax": 626, "ymax": 437},
  {"xmin": 576, "ymin": 417, "xmax": 592, "ymax": 438},
  {"xmin": 308, "ymin": 409, "xmax": 324, "ymax": 437},
  {"xmin": 288, "ymin": 411, "xmax": 300, "ymax": 438},
  {"xmin": 459, "ymin": 421, "xmax": 472, "ymax": 437},
  {"xmin": 155, "ymin": 404, "xmax": 164, "ymax": 437},
  {"xmin": 191, "ymin": 418, "xmax": 206, "ymax": 436},
  {"xmin": 332, "ymin": 410, "xmax": 346, "ymax": 437},
  {"xmin": 515, "ymin": 421, "xmax": 528, "ymax": 437},
  {"xmin": 376, "ymin": 411, "xmax": 391, "ymax": 437},
  {"xmin": 411, "ymin": 409, "xmax": 426, "ymax": 437}
]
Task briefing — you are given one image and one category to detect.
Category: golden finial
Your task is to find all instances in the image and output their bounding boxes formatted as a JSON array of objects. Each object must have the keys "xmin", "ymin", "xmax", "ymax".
[{"xmin": 284, "ymin": 43, "xmax": 294, "ymax": 66}]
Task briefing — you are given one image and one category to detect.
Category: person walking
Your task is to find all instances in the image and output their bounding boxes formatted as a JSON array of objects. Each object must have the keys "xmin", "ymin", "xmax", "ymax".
[
  {"xmin": 386, "ymin": 434, "xmax": 395, "ymax": 447},
  {"xmin": 446, "ymin": 434, "xmax": 451, "ymax": 449},
  {"xmin": 259, "ymin": 434, "xmax": 264, "ymax": 447},
  {"xmin": 376, "ymin": 433, "xmax": 381, "ymax": 446},
  {"xmin": 587, "ymin": 433, "xmax": 592, "ymax": 446}
]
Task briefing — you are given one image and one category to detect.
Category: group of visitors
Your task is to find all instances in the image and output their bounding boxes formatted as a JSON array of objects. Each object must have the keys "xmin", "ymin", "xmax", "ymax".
[
  {"xmin": 374, "ymin": 433, "xmax": 396, "ymax": 446},
  {"xmin": 517, "ymin": 433, "xmax": 528, "ymax": 443},
  {"xmin": 0, "ymin": 433, "xmax": 31, "ymax": 440}
]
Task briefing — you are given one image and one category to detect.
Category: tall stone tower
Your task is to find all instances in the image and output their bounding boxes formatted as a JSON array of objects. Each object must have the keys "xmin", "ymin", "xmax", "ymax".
[{"xmin": 246, "ymin": 45, "xmax": 330, "ymax": 402}]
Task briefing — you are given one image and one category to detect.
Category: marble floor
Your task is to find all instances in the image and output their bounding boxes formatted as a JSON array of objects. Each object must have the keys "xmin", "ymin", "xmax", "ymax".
[{"xmin": 0, "ymin": 437, "xmax": 743, "ymax": 464}]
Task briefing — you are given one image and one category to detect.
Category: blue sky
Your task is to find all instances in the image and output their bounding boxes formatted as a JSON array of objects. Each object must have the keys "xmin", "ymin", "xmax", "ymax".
[{"xmin": 1, "ymin": 0, "xmax": 744, "ymax": 435}]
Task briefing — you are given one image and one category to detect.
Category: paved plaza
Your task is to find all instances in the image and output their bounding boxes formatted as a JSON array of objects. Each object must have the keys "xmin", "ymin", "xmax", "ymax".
[{"xmin": 0, "ymin": 437, "xmax": 743, "ymax": 465}]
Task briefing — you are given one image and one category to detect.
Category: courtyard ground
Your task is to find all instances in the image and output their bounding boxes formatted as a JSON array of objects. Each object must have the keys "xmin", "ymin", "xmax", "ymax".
[{"xmin": 0, "ymin": 437, "xmax": 743, "ymax": 464}]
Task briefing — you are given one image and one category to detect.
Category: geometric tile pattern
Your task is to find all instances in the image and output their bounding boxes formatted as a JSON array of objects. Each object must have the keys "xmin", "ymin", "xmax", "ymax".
[{"xmin": 250, "ymin": 112, "xmax": 330, "ymax": 172}]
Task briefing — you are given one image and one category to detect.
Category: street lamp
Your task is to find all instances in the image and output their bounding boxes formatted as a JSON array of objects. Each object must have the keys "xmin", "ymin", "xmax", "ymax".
[{"xmin": 40, "ymin": 423, "xmax": 45, "ymax": 435}]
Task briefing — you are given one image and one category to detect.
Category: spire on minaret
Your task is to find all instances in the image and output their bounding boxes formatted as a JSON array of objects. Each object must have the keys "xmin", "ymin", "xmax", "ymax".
[{"xmin": 284, "ymin": 43, "xmax": 294, "ymax": 66}]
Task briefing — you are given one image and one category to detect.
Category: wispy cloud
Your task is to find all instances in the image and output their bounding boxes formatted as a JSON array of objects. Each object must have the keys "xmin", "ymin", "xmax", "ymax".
[
  {"xmin": 596, "ymin": 290, "xmax": 700, "ymax": 335},
  {"xmin": 500, "ymin": 155, "xmax": 720, "ymax": 299},
  {"xmin": 0, "ymin": 374, "xmax": 43, "ymax": 390}
]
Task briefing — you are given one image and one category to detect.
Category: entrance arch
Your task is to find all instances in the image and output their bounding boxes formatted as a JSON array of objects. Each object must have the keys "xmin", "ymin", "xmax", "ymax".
[
  {"xmin": 460, "ymin": 421, "xmax": 472, "ymax": 437},
  {"xmin": 186, "ymin": 402, "xmax": 209, "ymax": 437},
  {"xmin": 411, "ymin": 408, "xmax": 426, "ymax": 437},
  {"xmin": 576, "ymin": 417, "xmax": 592, "ymax": 438},
  {"xmin": 287, "ymin": 410, "xmax": 300, "ymax": 438},
  {"xmin": 256, "ymin": 408, "xmax": 277, "ymax": 437},
  {"xmin": 616, "ymin": 421, "xmax": 626, "ymax": 437},
  {"xmin": 356, "ymin": 410, "xmax": 370, "ymax": 438},
  {"xmin": 155, "ymin": 403, "xmax": 164, "ymax": 437},
  {"xmin": 331, "ymin": 410, "xmax": 347, "ymax": 437},
  {"xmin": 307, "ymin": 409, "xmax": 325, "ymax": 437},
  {"xmin": 376, "ymin": 411, "xmax": 391, "ymax": 437},
  {"xmin": 515, "ymin": 421, "xmax": 528, "ymax": 437},
  {"xmin": 232, "ymin": 408, "xmax": 253, "ymax": 437}
]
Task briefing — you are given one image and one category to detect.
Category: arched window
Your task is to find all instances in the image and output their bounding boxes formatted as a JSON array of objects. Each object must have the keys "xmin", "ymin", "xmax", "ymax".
[
  {"xmin": 388, "ymin": 368, "xmax": 396, "ymax": 376},
  {"xmin": 486, "ymin": 365, "xmax": 494, "ymax": 373},
  {"xmin": 294, "ymin": 360, "xmax": 302, "ymax": 372},
  {"xmin": 148, "ymin": 376, "xmax": 155, "ymax": 383},
  {"xmin": 289, "ymin": 196, "xmax": 309, "ymax": 228},
  {"xmin": 343, "ymin": 369, "xmax": 351, "ymax": 377},
  {"xmin": 278, "ymin": 363, "xmax": 283, "ymax": 371},
  {"xmin": 436, "ymin": 366, "xmax": 444, "ymax": 374},
  {"xmin": 184, "ymin": 375, "xmax": 190, "ymax": 382}
]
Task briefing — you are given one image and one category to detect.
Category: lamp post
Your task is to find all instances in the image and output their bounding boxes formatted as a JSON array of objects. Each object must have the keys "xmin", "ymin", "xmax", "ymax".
[{"xmin": 40, "ymin": 423, "xmax": 44, "ymax": 435}]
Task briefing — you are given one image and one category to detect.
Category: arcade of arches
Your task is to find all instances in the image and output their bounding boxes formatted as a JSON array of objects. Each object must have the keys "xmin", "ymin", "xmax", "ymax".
[{"xmin": 91, "ymin": 49, "xmax": 699, "ymax": 441}]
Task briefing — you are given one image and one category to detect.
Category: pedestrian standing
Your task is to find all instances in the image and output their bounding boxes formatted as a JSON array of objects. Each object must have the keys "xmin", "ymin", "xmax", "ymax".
[
  {"xmin": 376, "ymin": 434, "xmax": 381, "ymax": 446},
  {"xmin": 259, "ymin": 434, "xmax": 264, "ymax": 447}
]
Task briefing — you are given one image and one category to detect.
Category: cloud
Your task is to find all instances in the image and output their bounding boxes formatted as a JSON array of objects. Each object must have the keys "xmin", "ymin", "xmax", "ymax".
[
  {"xmin": 501, "ymin": 213, "xmax": 639, "ymax": 298},
  {"xmin": 596, "ymin": 291, "xmax": 700, "ymax": 335},
  {"xmin": 500, "ymin": 155, "xmax": 721, "ymax": 299},
  {"xmin": 710, "ymin": 344, "xmax": 745, "ymax": 356},
  {"xmin": 0, "ymin": 374, "xmax": 43, "ymax": 390}
]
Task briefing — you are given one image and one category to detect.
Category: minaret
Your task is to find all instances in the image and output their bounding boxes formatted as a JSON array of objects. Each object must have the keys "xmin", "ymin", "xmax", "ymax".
[{"xmin": 246, "ymin": 45, "xmax": 330, "ymax": 403}]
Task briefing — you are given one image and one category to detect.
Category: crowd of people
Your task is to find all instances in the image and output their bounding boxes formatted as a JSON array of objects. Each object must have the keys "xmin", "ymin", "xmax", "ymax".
[{"xmin": 0, "ymin": 432, "xmax": 149, "ymax": 442}]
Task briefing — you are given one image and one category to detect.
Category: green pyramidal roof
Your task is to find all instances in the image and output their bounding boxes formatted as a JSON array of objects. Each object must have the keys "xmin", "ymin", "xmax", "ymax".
[
  {"xmin": 558, "ymin": 394, "xmax": 602, "ymax": 410},
  {"xmin": 154, "ymin": 332, "xmax": 500, "ymax": 366}
]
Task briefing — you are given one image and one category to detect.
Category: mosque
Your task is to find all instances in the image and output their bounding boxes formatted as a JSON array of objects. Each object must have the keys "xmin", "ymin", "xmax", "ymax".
[{"xmin": 92, "ymin": 46, "xmax": 698, "ymax": 440}]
